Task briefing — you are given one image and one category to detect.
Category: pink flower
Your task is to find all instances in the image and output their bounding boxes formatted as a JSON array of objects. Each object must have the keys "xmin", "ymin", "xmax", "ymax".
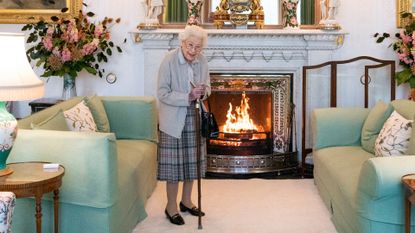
[
  {"xmin": 399, "ymin": 53, "xmax": 407, "ymax": 61},
  {"xmin": 61, "ymin": 31, "xmax": 70, "ymax": 42},
  {"xmin": 52, "ymin": 47, "xmax": 61, "ymax": 58},
  {"xmin": 61, "ymin": 47, "xmax": 72, "ymax": 62},
  {"xmin": 400, "ymin": 30, "xmax": 412, "ymax": 44},
  {"xmin": 42, "ymin": 36, "xmax": 53, "ymax": 51},
  {"xmin": 188, "ymin": 16, "xmax": 195, "ymax": 24},
  {"xmin": 46, "ymin": 26, "xmax": 54, "ymax": 35},
  {"xmin": 290, "ymin": 17, "xmax": 297, "ymax": 25},
  {"xmin": 82, "ymin": 38, "xmax": 99, "ymax": 55},
  {"xmin": 94, "ymin": 24, "xmax": 104, "ymax": 38},
  {"xmin": 403, "ymin": 56, "xmax": 413, "ymax": 64}
]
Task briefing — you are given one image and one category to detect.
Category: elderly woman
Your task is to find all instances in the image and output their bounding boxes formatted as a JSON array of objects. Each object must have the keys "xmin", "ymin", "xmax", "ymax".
[{"xmin": 157, "ymin": 25, "xmax": 210, "ymax": 226}]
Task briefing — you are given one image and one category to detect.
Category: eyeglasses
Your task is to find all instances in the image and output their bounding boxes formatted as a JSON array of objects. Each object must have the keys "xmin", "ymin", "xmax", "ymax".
[{"xmin": 184, "ymin": 41, "xmax": 202, "ymax": 52}]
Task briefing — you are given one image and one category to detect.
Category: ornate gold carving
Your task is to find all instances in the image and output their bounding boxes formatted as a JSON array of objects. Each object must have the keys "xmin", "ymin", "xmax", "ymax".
[
  {"xmin": 397, "ymin": 0, "xmax": 412, "ymax": 28},
  {"xmin": 230, "ymin": 14, "xmax": 249, "ymax": 26},
  {"xmin": 0, "ymin": 0, "xmax": 82, "ymax": 24},
  {"xmin": 213, "ymin": 0, "xmax": 264, "ymax": 29}
]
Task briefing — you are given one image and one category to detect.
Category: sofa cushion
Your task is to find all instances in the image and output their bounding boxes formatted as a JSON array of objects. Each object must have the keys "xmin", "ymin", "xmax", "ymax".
[
  {"xmin": 102, "ymin": 97, "xmax": 158, "ymax": 141},
  {"xmin": 84, "ymin": 96, "xmax": 110, "ymax": 133},
  {"xmin": 312, "ymin": 108, "xmax": 369, "ymax": 150},
  {"xmin": 18, "ymin": 97, "xmax": 82, "ymax": 130},
  {"xmin": 314, "ymin": 146, "xmax": 373, "ymax": 204},
  {"xmin": 391, "ymin": 99, "xmax": 415, "ymax": 120},
  {"xmin": 63, "ymin": 100, "xmax": 97, "ymax": 132},
  {"xmin": 361, "ymin": 101, "xmax": 393, "ymax": 154},
  {"xmin": 30, "ymin": 110, "xmax": 69, "ymax": 131},
  {"xmin": 408, "ymin": 125, "xmax": 415, "ymax": 155},
  {"xmin": 374, "ymin": 111, "xmax": 412, "ymax": 157}
]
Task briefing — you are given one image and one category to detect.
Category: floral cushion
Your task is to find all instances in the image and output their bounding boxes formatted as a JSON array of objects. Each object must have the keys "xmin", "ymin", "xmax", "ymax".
[
  {"xmin": 0, "ymin": 192, "xmax": 15, "ymax": 233},
  {"xmin": 63, "ymin": 100, "xmax": 97, "ymax": 132},
  {"xmin": 374, "ymin": 111, "xmax": 413, "ymax": 157}
]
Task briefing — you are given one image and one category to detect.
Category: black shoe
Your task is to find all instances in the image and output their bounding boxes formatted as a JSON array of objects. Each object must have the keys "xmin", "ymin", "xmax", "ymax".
[
  {"xmin": 179, "ymin": 202, "xmax": 205, "ymax": 216},
  {"xmin": 165, "ymin": 209, "xmax": 185, "ymax": 225}
]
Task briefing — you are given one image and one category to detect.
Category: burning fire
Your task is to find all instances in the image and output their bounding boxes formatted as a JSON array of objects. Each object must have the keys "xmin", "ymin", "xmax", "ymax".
[{"xmin": 222, "ymin": 92, "xmax": 264, "ymax": 133}]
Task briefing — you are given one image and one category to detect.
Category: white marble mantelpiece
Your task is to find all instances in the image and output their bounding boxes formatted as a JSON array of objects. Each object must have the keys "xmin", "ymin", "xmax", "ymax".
[
  {"xmin": 131, "ymin": 28, "xmax": 346, "ymax": 96},
  {"xmin": 131, "ymin": 28, "xmax": 346, "ymax": 155}
]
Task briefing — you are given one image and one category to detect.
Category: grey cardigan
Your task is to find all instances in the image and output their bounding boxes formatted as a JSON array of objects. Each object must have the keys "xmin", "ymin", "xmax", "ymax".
[{"xmin": 157, "ymin": 48, "xmax": 211, "ymax": 138}]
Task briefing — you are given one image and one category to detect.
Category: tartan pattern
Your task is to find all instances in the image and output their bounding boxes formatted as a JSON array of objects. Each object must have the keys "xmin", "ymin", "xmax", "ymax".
[{"xmin": 157, "ymin": 104, "xmax": 207, "ymax": 182}]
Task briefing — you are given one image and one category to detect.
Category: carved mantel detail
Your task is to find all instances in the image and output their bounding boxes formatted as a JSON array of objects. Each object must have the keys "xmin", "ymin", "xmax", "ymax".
[{"xmin": 131, "ymin": 29, "xmax": 346, "ymax": 63}]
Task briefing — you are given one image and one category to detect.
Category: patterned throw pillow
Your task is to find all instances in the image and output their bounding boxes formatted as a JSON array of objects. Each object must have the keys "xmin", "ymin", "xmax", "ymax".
[
  {"xmin": 63, "ymin": 100, "xmax": 97, "ymax": 132},
  {"xmin": 374, "ymin": 111, "xmax": 413, "ymax": 157}
]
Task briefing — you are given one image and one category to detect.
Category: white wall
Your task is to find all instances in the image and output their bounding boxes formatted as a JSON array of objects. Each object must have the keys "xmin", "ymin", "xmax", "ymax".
[{"xmin": 0, "ymin": 0, "xmax": 406, "ymax": 118}]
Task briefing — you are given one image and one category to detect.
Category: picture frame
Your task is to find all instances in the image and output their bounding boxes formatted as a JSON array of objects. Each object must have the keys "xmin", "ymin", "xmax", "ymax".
[
  {"xmin": 0, "ymin": 0, "xmax": 82, "ymax": 24},
  {"xmin": 397, "ymin": 0, "xmax": 414, "ymax": 28}
]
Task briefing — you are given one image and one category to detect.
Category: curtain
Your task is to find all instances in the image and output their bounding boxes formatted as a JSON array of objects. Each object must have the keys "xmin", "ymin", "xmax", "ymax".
[
  {"xmin": 166, "ymin": 0, "xmax": 188, "ymax": 23},
  {"xmin": 301, "ymin": 0, "xmax": 315, "ymax": 25}
]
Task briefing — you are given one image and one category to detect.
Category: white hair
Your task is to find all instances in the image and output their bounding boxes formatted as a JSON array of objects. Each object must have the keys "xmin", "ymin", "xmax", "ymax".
[{"xmin": 178, "ymin": 25, "xmax": 208, "ymax": 48}]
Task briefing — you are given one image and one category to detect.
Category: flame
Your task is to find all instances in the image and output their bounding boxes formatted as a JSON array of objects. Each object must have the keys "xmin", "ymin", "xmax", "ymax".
[{"xmin": 222, "ymin": 92, "xmax": 264, "ymax": 133}]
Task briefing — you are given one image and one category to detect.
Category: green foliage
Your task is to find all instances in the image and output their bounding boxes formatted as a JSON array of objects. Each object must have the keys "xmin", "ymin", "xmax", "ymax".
[
  {"xmin": 22, "ymin": 9, "xmax": 126, "ymax": 78},
  {"xmin": 374, "ymin": 12, "xmax": 415, "ymax": 88}
]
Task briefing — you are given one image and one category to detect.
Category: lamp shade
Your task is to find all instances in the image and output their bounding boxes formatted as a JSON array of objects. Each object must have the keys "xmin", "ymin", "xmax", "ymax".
[{"xmin": 0, "ymin": 33, "xmax": 44, "ymax": 101}]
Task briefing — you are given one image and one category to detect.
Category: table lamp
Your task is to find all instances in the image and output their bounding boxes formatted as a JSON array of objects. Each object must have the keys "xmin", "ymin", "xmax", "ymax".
[{"xmin": 0, "ymin": 33, "xmax": 44, "ymax": 176}]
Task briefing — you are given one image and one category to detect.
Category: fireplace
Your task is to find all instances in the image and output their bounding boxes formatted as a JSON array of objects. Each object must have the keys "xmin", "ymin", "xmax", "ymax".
[
  {"xmin": 206, "ymin": 74, "xmax": 298, "ymax": 174},
  {"xmin": 132, "ymin": 28, "xmax": 346, "ymax": 174}
]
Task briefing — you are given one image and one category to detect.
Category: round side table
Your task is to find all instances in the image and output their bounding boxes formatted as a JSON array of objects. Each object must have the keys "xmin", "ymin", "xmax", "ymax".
[
  {"xmin": 0, "ymin": 162, "xmax": 65, "ymax": 233},
  {"xmin": 402, "ymin": 173, "xmax": 415, "ymax": 233}
]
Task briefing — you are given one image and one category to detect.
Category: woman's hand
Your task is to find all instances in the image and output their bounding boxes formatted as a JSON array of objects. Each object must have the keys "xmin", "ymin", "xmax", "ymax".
[{"xmin": 189, "ymin": 85, "xmax": 205, "ymax": 101}]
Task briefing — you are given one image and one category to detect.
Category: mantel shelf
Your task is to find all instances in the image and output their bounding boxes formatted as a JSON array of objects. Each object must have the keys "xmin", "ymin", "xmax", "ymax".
[{"xmin": 129, "ymin": 28, "xmax": 347, "ymax": 51}]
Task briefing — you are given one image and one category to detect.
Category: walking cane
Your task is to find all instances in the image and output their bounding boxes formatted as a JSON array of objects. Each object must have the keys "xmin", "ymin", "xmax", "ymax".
[{"xmin": 194, "ymin": 99, "xmax": 203, "ymax": 230}]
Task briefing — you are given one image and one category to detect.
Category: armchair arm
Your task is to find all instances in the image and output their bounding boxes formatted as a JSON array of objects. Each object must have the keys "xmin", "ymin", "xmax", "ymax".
[
  {"xmin": 356, "ymin": 156, "xmax": 415, "ymax": 223},
  {"xmin": 312, "ymin": 108, "xmax": 369, "ymax": 150},
  {"xmin": 8, "ymin": 129, "xmax": 118, "ymax": 208},
  {"xmin": 358, "ymin": 156, "xmax": 415, "ymax": 198}
]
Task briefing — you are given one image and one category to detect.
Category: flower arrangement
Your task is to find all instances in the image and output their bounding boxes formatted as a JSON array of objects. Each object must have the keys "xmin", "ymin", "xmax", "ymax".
[
  {"xmin": 374, "ymin": 12, "xmax": 415, "ymax": 88},
  {"xmin": 186, "ymin": 0, "xmax": 203, "ymax": 25},
  {"xmin": 22, "ymin": 8, "xmax": 124, "ymax": 78},
  {"xmin": 282, "ymin": 0, "xmax": 299, "ymax": 28}
]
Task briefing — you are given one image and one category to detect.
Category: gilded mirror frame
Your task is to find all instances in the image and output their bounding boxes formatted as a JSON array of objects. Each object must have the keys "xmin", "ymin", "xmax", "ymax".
[
  {"xmin": 0, "ymin": 0, "xmax": 82, "ymax": 24},
  {"xmin": 161, "ymin": 0, "xmax": 321, "ymax": 29},
  {"xmin": 397, "ymin": 0, "xmax": 413, "ymax": 28}
]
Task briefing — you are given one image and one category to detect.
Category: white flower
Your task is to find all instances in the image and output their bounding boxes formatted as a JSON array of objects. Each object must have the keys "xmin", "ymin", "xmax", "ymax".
[{"xmin": 189, "ymin": 0, "xmax": 202, "ymax": 4}]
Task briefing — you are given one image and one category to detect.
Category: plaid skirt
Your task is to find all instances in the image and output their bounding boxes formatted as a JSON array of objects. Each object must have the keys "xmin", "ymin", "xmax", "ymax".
[{"xmin": 157, "ymin": 104, "xmax": 207, "ymax": 182}]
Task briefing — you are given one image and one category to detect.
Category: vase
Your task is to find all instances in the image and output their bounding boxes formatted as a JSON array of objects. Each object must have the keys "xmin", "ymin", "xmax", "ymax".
[
  {"xmin": 62, "ymin": 74, "xmax": 77, "ymax": 100},
  {"xmin": 0, "ymin": 101, "xmax": 16, "ymax": 176},
  {"xmin": 186, "ymin": 0, "xmax": 203, "ymax": 25},
  {"xmin": 282, "ymin": 0, "xmax": 299, "ymax": 29}
]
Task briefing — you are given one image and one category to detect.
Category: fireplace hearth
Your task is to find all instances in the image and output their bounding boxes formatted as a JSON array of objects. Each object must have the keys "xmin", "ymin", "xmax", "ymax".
[{"xmin": 206, "ymin": 74, "xmax": 298, "ymax": 174}]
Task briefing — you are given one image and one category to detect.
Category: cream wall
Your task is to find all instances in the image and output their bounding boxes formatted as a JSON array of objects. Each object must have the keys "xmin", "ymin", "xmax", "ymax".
[{"xmin": 0, "ymin": 0, "xmax": 405, "ymax": 118}]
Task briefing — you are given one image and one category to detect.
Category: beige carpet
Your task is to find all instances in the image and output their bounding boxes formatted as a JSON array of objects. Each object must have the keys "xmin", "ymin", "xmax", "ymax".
[{"xmin": 133, "ymin": 179, "xmax": 338, "ymax": 233}]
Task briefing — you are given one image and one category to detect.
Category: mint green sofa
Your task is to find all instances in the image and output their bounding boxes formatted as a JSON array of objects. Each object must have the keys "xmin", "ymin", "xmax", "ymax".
[
  {"xmin": 7, "ymin": 96, "xmax": 158, "ymax": 233},
  {"xmin": 312, "ymin": 99, "xmax": 415, "ymax": 233}
]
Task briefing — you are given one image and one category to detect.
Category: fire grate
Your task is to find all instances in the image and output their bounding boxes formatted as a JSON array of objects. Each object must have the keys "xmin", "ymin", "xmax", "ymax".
[{"xmin": 208, "ymin": 131, "xmax": 272, "ymax": 155}]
